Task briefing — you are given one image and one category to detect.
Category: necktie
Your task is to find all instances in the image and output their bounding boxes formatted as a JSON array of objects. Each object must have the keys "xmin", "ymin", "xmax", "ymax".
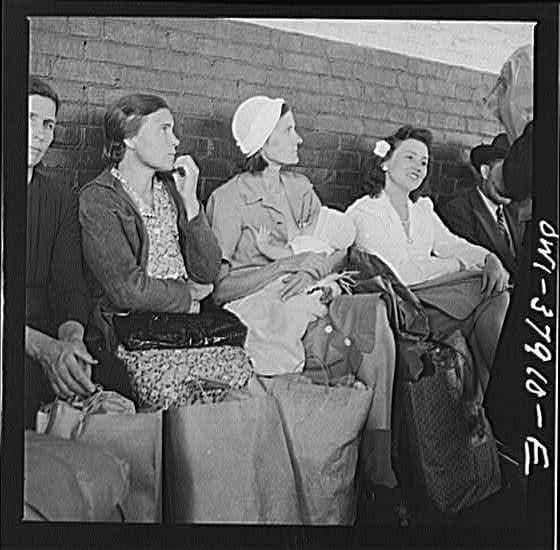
[{"xmin": 496, "ymin": 205, "xmax": 513, "ymax": 254}]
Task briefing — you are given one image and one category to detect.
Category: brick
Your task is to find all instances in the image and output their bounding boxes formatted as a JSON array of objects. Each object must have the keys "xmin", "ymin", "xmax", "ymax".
[
  {"xmin": 448, "ymin": 66, "xmax": 483, "ymax": 89},
  {"xmin": 225, "ymin": 21, "xmax": 272, "ymax": 46},
  {"xmin": 315, "ymin": 114, "xmax": 363, "ymax": 135},
  {"xmin": 429, "ymin": 113, "xmax": 466, "ymax": 131},
  {"xmin": 443, "ymin": 98, "xmax": 478, "ymax": 118},
  {"xmin": 86, "ymin": 85, "xmax": 106, "ymax": 106},
  {"xmin": 341, "ymin": 134, "xmax": 377, "ymax": 154},
  {"xmin": 363, "ymin": 119, "xmax": 400, "ymax": 139},
  {"xmin": 52, "ymin": 58, "xmax": 122, "ymax": 86},
  {"xmin": 444, "ymin": 130, "xmax": 488, "ymax": 149},
  {"xmin": 155, "ymin": 18, "xmax": 213, "ymax": 32},
  {"xmin": 152, "ymin": 51, "xmax": 211, "ymax": 76},
  {"xmin": 431, "ymin": 143, "xmax": 465, "ymax": 162},
  {"xmin": 405, "ymin": 92, "xmax": 446, "ymax": 113},
  {"xmin": 330, "ymin": 59, "xmax": 355, "ymax": 78},
  {"xmin": 314, "ymin": 183, "xmax": 359, "ymax": 210},
  {"xmin": 368, "ymin": 49, "xmax": 409, "ymax": 72},
  {"xmin": 52, "ymin": 124, "xmax": 83, "ymax": 149},
  {"xmin": 361, "ymin": 101, "xmax": 390, "ymax": 120},
  {"xmin": 334, "ymin": 151, "xmax": 361, "ymax": 172},
  {"xmin": 29, "ymin": 17, "xmax": 68, "ymax": 33},
  {"xmin": 85, "ymin": 41, "xmax": 151, "ymax": 67},
  {"xmin": 288, "ymin": 90, "xmax": 327, "ymax": 115},
  {"xmin": 406, "ymin": 109, "xmax": 429, "ymax": 127},
  {"xmin": 355, "ymin": 64, "xmax": 398, "ymax": 87},
  {"xmin": 397, "ymin": 72, "xmax": 416, "ymax": 91},
  {"xmin": 30, "ymin": 53, "xmax": 54, "ymax": 77},
  {"xmin": 418, "ymin": 77, "xmax": 456, "ymax": 97},
  {"xmin": 236, "ymin": 81, "xmax": 271, "ymax": 103},
  {"xmin": 168, "ymin": 31, "xmax": 199, "ymax": 54},
  {"xmin": 320, "ymin": 77, "xmax": 362, "ymax": 99},
  {"xmin": 283, "ymin": 52, "xmax": 330, "ymax": 75},
  {"xmin": 332, "ymin": 171, "xmax": 362, "ymax": 189},
  {"xmin": 387, "ymin": 106, "xmax": 408, "ymax": 124},
  {"xmin": 55, "ymin": 103, "xmax": 104, "ymax": 126},
  {"xmin": 83, "ymin": 126, "xmax": 105, "ymax": 151},
  {"xmin": 68, "ymin": 18, "xmax": 101, "ymax": 37},
  {"xmin": 103, "ymin": 19, "xmax": 168, "ymax": 48},
  {"xmin": 408, "ymin": 57, "xmax": 451, "ymax": 80},
  {"xmin": 181, "ymin": 117, "xmax": 230, "ymax": 140},
  {"xmin": 120, "ymin": 67, "xmax": 183, "ymax": 93},
  {"xmin": 299, "ymin": 148, "xmax": 341, "ymax": 169},
  {"xmin": 31, "ymin": 31, "xmax": 84, "ymax": 59},
  {"xmin": 456, "ymin": 85, "xmax": 475, "ymax": 101},
  {"xmin": 54, "ymin": 81, "xmax": 88, "ymax": 103},
  {"xmin": 300, "ymin": 131, "xmax": 339, "ymax": 150},
  {"xmin": 210, "ymin": 60, "xmax": 267, "ymax": 84},
  {"xmin": 102, "ymin": 86, "xmax": 155, "ymax": 106},
  {"xmin": 211, "ymin": 100, "xmax": 238, "ymax": 121},
  {"xmin": 270, "ymin": 29, "xmax": 304, "ymax": 52},
  {"xmin": 171, "ymin": 94, "xmax": 214, "ymax": 118},
  {"xmin": 466, "ymin": 118, "xmax": 502, "ymax": 136},
  {"xmin": 364, "ymin": 85, "xmax": 406, "ymax": 107},
  {"xmin": 325, "ymin": 41, "xmax": 366, "ymax": 63},
  {"xmin": 198, "ymin": 158, "xmax": 234, "ymax": 180},
  {"xmin": 265, "ymin": 69, "xmax": 323, "ymax": 94},
  {"xmin": 206, "ymin": 138, "xmax": 239, "ymax": 161},
  {"xmin": 197, "ymin": 37, "xmax": 280, "ymax": 67}
]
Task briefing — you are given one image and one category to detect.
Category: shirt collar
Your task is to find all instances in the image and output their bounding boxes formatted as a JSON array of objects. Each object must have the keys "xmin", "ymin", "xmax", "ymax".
[{"xmin": 477, "ymin": 187, "xmax": 501, "ymax": 220}]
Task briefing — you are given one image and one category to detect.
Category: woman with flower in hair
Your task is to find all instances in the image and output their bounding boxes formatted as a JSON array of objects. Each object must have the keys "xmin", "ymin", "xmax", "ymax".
[{"xmin": 346, "ymin": 125, "xmax": 511, "ymax": 395}]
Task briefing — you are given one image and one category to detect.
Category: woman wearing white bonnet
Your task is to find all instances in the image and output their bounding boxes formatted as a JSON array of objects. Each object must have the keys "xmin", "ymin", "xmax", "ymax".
[{"xmin": 206, "ymin": 95, "xmax": 399, "ymax": 490}]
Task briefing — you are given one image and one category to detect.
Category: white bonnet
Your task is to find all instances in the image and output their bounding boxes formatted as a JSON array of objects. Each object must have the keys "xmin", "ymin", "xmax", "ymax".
[{"xmin": 231, "ymin": 95, "xmax": 285, "ymax": 157}]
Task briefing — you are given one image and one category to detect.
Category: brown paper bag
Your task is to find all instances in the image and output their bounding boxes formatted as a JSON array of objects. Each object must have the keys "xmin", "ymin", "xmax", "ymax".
[
  {"xmin": 76, "ymin": 411, "xmax": 163, "ymax": 523},
  {"xmin": 164, "ymin": 391, "xmax": 301, "ymax": 524},
  {"xmin": 264, "ymin": 375, "xmax": 373, "ymax": 524}
]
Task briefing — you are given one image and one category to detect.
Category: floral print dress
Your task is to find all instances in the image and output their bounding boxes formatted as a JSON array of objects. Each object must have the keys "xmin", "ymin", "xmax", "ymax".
[{"xmin": 112, "ymin": 169, "xmax": 252, "ymax": 410}]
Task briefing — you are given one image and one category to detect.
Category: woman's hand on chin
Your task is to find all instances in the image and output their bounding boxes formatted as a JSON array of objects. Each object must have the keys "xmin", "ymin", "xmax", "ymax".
[
  {"xmin": 280, "ymin": 251, "xmax": 331, "ymax": 280},
  {"xmin": 173, "ymin": 155, "xmax": 200, "ymax": 218},
  {"xmin": 481, "ymin": 253, "xmax": 510, "ymax": 299}
]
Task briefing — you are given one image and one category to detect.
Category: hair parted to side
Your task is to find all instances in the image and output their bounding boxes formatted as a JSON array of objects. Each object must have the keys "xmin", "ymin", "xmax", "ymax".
[
  {"xmin": 28, "ymin": 75, "xmax": 60, "ymax": 114},
  {"xmin": 241, "ymin": 102, "xmax": 290, "ymax": 174},
  {"xmin": 103, "ymin": 93, "xmax": 169, "ymax": 166},
  {"xmin": 361, "ymin": 125, "xmax": 433, "ymax": 201}
]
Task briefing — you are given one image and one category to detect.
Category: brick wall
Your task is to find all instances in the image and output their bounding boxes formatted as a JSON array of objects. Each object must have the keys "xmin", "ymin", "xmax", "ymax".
[{"xmin": 29, "ymin": 16, "xmax": 504, "ymax": 209}]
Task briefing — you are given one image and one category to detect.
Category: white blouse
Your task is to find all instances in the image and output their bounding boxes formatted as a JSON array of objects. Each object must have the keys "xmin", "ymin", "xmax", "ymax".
[{"xmin": 345, "ymin": 192, "xmax": 489, "ymax": 285}]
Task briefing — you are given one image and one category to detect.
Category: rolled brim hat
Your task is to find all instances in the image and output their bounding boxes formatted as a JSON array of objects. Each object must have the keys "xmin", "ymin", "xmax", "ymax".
[
  {"xmin": 470, "ymin": 133, "xmax": 510, "ymax": 173},
  {"xmin": 232, "ymin": 96, "xmax": 285, "ymax": 157}
]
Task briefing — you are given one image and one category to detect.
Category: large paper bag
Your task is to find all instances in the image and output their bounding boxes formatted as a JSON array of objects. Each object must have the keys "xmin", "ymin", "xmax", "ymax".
[
  {"xmin": 76, "ymin": 411, "xmax": 163, "ymax": 523},
  {"xmin": 264, "ymin": 375, "xmax": 373, "ymax": 524},
  {"xmin": 164, "ymin": 392, "xmax": 301, "ymax": 524}
]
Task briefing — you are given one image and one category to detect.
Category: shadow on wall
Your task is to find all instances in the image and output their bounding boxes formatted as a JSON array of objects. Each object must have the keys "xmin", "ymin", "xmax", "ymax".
[{"xmin": 45, "ymin": 112, "xmax": 479, "ymax": 211}]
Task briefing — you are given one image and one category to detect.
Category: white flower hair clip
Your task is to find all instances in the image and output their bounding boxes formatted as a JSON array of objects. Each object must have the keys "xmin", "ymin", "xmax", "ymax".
[{"xmin": 373, "ymin": 139, "xmax": 391, "ymax": 158}]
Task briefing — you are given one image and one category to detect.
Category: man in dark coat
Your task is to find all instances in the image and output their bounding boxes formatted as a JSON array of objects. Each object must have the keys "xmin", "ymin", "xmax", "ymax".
[{"xmin": 440, "ymin": 134, "xmax": 526, "ymax": 281}]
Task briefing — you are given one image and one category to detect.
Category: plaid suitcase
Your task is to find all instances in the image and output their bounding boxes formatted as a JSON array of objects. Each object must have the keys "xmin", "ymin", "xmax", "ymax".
[{"xmin": 393, "ymin": 354, "xmax": 502, "ymax": 514}]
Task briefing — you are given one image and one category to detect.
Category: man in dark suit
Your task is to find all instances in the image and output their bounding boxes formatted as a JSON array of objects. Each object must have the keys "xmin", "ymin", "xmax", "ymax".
[{"xmin": 439, "ymin": 134, "xmax": 526, "ymax": 282}]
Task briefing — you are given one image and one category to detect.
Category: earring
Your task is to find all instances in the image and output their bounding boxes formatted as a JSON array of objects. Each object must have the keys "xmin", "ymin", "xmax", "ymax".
[{"xmin": 381, "ymin": 165, "xmax": 388, "ymax": 172}]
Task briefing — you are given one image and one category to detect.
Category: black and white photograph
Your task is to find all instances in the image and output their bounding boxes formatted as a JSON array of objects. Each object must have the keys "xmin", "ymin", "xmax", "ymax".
[{"xmin": 1, "ymin": 3, "xmax": 557, "ymax": 549}]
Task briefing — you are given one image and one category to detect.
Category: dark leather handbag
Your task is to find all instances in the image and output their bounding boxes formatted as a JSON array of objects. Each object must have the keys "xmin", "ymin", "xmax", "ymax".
[{"xmin": 113, "ymin": 309, "xmax": 247, "ymax": 351}]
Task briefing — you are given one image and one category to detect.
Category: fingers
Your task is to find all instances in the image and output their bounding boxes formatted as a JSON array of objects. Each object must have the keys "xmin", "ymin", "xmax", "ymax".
[
  {"xmin": 50, "ymin": 371, "xmax": 74, "ymax": 400},
  {"xmin": 58, "ymin": 350, "xmax": 96, "ymax": 396},
  {"xmin": 72, "ymin": 346, "xmax": 98, "ymax": 366}
]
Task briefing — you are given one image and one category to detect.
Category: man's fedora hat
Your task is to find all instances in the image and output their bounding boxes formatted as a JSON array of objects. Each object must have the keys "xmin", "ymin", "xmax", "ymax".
[{"xmin": 470, "ymin": 133, "xmax": 510, "ymax": 173}]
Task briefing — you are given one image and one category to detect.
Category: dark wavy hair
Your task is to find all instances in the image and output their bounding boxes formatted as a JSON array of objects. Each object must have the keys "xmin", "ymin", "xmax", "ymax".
[
  {"xmin": 361, "ymin": 125, "xmax": 433, "ymax": 202},
  {"xmin": 241, "ymin": 102, "xmax": 291, "ymax": 174},
  {"xmin": 29, "ymin": 75, "xmax": 60, "ymax": 114},
  {"xmin": 103, "ymin": 93, "xmax": 169, "ymax": 166}
]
